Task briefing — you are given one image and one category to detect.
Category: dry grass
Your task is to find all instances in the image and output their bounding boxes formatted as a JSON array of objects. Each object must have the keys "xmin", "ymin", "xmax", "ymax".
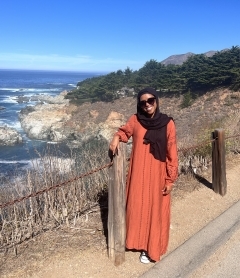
[{"xmin": 0, "ymin": 139, "xmax": 109, "ymax": 255}]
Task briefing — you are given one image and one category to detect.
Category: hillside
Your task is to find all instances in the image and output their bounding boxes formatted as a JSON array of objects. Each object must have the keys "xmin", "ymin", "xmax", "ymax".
[
  {"xmin": 63, "ymin": 88, "xmax": 240, "ymax": 148},
  {"xmin": 66, "ymin": 46, "xmax": 240, "ymax": 104}
]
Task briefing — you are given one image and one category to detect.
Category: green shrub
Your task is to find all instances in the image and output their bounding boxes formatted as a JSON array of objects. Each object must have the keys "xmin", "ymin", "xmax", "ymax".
[{"xmin": 181, "ymin": 89, "xmax": 194, "ymax": 108}]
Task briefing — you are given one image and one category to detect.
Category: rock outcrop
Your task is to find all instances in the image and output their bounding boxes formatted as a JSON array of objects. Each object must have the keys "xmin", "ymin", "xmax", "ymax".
[
  {"xmin": 29, "ymin": 90, "xmax": 69, "ymax": 104},
  {"xmin": 64, "ymin": 110, "xmax": 126, "ymax": 147},
  {"xmin": 0, "ymin": 126, "xmax": 23, "ymax": 146},
  {"xmin": 19, "ymin": 103, "xmax": 72, "ymax": 141},
  {"xmin": 98, "ymin": 111, "xmax": 125, "ymax": 140},
  {"xmin": 18, "ymin": 92, "xmax": 128, "ymax": 145},
  {"xmin": 16, "ymin": 90, "xmax": 69, "ymax": 104},
  {"xmin": 18, "ymin": 91, "xmax": 74, "ymax": 141}
]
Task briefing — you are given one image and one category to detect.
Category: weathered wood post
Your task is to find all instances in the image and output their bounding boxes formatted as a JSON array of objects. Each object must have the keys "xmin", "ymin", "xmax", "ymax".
[
  {"xmin": 108, "ymin": 143, "xmax": 126, "ymax": 266},
  {"xmin": 212, "ymin": 129, "xmax": 227, "ymax": 196}
]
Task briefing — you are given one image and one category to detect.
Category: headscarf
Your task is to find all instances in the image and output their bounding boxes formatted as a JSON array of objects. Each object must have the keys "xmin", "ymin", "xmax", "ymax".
[{"xmin": 136, "ymin": 87, "xmax": 172, "ymax": 162}]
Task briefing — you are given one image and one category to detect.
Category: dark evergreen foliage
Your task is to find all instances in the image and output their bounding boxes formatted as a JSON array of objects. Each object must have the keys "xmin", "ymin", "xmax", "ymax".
[{"xmin": 65, "ymin": 46, "xmax": 240, "ymax": 104}]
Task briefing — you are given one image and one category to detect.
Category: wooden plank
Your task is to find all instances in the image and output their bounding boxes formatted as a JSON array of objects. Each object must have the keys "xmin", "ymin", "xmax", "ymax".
[
  {"xmin": 108, "ymin": 143, "xmax": 126, "ymax": 266},
  {"xmin": 212, "ymin": 129, "xmax": 227, "ymax": 196}
]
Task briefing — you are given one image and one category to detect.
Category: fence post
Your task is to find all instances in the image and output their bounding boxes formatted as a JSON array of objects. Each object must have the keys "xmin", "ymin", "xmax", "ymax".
[
  {"xmin": 108, "ymin": 143, "xmax": 126, "ymax": 266},
  {"xmin": 212, "ymin": 129, "xmax": 227, "ymax": 196}
]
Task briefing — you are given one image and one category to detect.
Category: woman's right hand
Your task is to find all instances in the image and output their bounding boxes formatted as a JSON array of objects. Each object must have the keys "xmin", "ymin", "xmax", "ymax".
[{"xmin": 109, "ymin": 135, "xmax": 120, "ymax": 155}]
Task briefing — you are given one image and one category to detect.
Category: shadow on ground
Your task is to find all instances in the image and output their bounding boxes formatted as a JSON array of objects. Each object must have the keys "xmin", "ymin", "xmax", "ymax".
[
  {"xmin": 97, "ymin": 189, "xmax": 109, "ymax": 244},
  {"xmin": 194, "ymin": 173, "xmax": 213, "ymax": 190}
]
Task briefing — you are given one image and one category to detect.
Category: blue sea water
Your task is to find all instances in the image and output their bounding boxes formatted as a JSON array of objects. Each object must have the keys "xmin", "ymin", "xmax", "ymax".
[{"xmin": 0, "ymin": 69, "xmax": 100, "ymax": 177}]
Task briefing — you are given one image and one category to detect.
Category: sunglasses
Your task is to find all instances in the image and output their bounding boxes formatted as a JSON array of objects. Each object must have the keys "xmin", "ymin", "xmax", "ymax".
[{"xmin": 139, "ymin": 97, "xmax": 156, "ymax": 107}]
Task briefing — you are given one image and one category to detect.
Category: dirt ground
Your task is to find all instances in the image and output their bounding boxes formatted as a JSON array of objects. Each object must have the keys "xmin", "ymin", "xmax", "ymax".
[{"xmin": 1, "ymin": 154, "xmax": 240, "ymax": 278}]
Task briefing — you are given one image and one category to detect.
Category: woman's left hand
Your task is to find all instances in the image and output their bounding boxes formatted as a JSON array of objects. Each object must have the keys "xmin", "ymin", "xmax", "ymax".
[{"xmin": 162, "ymin": 185, "xmax": 172, "ymax": 196}]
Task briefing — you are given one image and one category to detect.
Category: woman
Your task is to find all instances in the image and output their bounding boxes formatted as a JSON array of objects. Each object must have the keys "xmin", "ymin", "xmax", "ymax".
[{"xmin": 109, "ymin": 87, "xmax": 178, "ymax": 263}]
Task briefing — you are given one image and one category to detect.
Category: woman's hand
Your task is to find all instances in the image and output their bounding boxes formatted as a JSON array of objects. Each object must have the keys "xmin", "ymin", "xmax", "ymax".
[
  {"xmin": 109, "ymin": 135, "xmax": 120, "ymax": 156},
  {"xmin": 162, "ymin": 185, "xmax": 172, "ymax": 196}
]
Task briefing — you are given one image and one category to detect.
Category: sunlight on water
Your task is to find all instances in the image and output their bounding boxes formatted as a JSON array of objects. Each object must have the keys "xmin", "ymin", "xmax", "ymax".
[{"xmin": 0, "ymin": 69, "xmax": 100, "ymax": 177}]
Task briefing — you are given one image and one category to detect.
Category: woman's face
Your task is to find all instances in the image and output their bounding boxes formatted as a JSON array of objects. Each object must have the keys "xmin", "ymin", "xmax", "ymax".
[{"xmin": 139, "ymin": 93, "xmax": 157, "ymax": 117}]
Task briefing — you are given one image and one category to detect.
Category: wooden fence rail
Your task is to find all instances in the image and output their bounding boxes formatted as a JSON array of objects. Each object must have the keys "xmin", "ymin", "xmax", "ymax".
[
  {"xmin": 108, "ymin": 143, "xmax": 126, "ymax": 266},
  {"xmin": 212, "ymin": 129, "xmax": 227, "ymax": 196}
]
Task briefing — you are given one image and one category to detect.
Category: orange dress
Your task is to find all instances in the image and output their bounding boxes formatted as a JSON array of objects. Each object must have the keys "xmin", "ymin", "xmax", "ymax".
[{"xmin": 116, "ymin": 114, "xmax": 178, "ymax": 262}]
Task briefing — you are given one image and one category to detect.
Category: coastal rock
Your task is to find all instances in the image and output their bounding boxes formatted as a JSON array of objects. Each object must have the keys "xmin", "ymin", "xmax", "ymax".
[
  {"xmin": 17, "ymin": 96, "xmax": 30, "ymax": 103},
  {"xmin": 77, "ymin": 112, "xmax": 125, "ymax": 143},
  {"xmin": 18, "ymin": 91, "xmax": 73, "ymax": 141},
  {"xmin": 18, "ymin": 92, "xmax": 133, "ymax": 146},
  {"xmin": 57, "ymin": 97, "xmax": 136, "ymax": 147},
  {"xmin": 0, "ymin": 126, "xmax": 23, "ymax": 146},
  {"xmin": 16, "ymin": 90, "xmax": 69, "ymax": 105},
  {"xmin": 98, "ymin": 111, "xmax": 125, "ymax": 141},
  {"xmin": 19, "ymin": 103, "xmax": 72, "ymax": 141},
  {"xmin": 30, "ymin": 90, "xmax": 69, "ymax": 104},
  {"xmin": 18, "ymin": 90, "xmax": 129, "ymax": 145},
  {"xmin": 0, "ymin": 106, "xmax": 6, "ymax": 111}
]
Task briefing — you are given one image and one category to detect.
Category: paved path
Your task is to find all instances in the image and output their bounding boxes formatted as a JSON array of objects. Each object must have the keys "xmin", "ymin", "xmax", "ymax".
[
  {"xmin": 140, "ymin": 200, "xmax": 240, "ymax": 278},
  {"xmin": 191, "ymin": 226, "xmax": 240, "ymax": 278}
]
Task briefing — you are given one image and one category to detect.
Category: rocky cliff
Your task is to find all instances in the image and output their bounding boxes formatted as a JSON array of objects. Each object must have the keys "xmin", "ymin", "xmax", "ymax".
[
  {"xmin": 19, "ymin": 102, "xmax": 72, "ymax": 141},
  {"xmin": 18, "ymin": 89, "xmax": 240, "ymax": 149},
  {"xmin": 18, "ymin": 91, "xmax": 128, "ymax": 145}
]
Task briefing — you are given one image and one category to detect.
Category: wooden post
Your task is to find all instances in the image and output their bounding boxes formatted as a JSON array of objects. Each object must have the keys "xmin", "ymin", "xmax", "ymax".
[
  {"xmin": 108, "ymin": 143, "xmax": 126, "ymax": 266},
  {"xmin": 212, "ymin": 129, "xmax": 227, "ymax": 196}
]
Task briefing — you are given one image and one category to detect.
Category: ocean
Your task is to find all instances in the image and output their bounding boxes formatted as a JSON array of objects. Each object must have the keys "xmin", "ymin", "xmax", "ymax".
[{"xmin": 0, "ymin": 69, "xmax": 100, "ymax": 177}]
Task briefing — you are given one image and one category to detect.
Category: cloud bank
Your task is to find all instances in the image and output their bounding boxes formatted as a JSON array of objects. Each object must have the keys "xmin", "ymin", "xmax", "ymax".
[{"xmin": 0, "ymin": 53, "xmax": 142, "ymax": 72}]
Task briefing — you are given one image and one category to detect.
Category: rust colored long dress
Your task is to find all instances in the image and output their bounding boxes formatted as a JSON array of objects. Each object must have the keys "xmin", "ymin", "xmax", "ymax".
[{"xmin": 116, "ymin": 114, "xmax": 178, "ymax": 262}]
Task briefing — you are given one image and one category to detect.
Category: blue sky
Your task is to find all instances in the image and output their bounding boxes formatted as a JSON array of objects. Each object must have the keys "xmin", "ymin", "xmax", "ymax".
[{"xmin": 0, "ymin": 0, "xmax": 239, "ymax": 73}]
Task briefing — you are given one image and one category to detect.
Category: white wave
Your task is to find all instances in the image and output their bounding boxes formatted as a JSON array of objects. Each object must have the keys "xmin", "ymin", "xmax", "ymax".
[
  {"xmin": 0, "ymin": 88, "xmax": 60, "ymax": 93},
  {"xmin": 29, "ymin": 139, "xmax": 47, "ymax": 143},
  {"xmin": 68, "ymin": 83, "xmax": 77, "ymax": 87},
  {"xmin": 26, "ymin": 157, "xmax": 74, "ymax": 173},
  {"xmin": 47, "ymin": 82, "xmax": 64, "ymax": 85},
  {"xmin": 0, "ymin": 96, "xmax": 18, "ymax": 104},
  {"xmin": 23, "ymin": 103, "xmax": 35, "ymax": 107},
  {"xmin": 0, "ymin": 159, "xmax": 30, "ymax": 164},
  {"xmin": 8, "ymin": 121, "xmax": 22, "ymax": 130},
  {"xmin": 0, "ymin": 118, "xmax": 22, "ymax": 129},
  {"xmin": 15, "ymin": 92, "xmax": 50, "ymax": 97},
  {"xmin": 0, "ymin": 88, "xmax": 21, "ymax": 92},
  {"xmin": 25, "ymin": 88, "xmax": 60, "ymax": 93}
]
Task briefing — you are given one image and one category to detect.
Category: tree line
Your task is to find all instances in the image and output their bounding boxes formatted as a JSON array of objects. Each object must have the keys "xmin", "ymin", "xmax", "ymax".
[{"xmin": 66, "ymin": 46, "xmax": 240, "ymax": 104}]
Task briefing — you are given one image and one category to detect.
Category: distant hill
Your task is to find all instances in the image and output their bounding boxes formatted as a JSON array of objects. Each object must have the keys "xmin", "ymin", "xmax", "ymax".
[{"xmin": 161, "ymin": 50, "xmax": 218, "ymax": 65}]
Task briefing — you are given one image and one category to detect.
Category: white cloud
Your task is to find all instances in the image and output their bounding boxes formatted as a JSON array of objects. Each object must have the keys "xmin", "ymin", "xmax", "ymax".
[{"xmin": 0, "ymin": 52, "xmax": 142, "ymax": 71}]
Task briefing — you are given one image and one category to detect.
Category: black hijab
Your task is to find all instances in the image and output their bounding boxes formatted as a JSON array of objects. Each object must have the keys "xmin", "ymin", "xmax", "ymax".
[{"xmin": 137, "ymin": 87, "xmax": 172, "ymax": 162}]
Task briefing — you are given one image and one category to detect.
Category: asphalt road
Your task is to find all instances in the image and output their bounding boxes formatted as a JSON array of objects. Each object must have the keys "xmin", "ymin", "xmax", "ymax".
[{"xmin": 140, "ymin": 200, "xmax": 240, "ymax": 278}]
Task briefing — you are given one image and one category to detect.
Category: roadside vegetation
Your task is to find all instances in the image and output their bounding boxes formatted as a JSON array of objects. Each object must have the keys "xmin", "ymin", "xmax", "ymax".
[{"xmin": 0, "ymin": 139, "xmax": 109, "ymax": 253}]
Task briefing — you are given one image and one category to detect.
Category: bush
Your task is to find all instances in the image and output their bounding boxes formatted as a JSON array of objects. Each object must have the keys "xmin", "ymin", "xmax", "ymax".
[{"xmin": 181, "ymin": 89, "xmax": 194, "ymax": 108}]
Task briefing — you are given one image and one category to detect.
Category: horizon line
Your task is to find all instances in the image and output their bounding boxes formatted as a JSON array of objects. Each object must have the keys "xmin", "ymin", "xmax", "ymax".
[{"xmin": 0, "ymin": 68, "xmax": 110, "ymax": 74}]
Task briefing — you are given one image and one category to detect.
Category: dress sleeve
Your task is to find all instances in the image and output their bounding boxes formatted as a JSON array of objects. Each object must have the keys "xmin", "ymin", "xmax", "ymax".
[
  {"xmin": 115, "ymin": 114, "xmax": 136, "ymax": 143},
  {"xmin": 165, "ymin": 120, "xmax": 179, "ymax": 187}
]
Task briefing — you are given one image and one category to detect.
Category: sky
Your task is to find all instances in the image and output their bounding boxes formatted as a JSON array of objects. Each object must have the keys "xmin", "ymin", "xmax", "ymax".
[{"xmin": 0, "ymin": 0, "xmax": 239, "ymax": 73}]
